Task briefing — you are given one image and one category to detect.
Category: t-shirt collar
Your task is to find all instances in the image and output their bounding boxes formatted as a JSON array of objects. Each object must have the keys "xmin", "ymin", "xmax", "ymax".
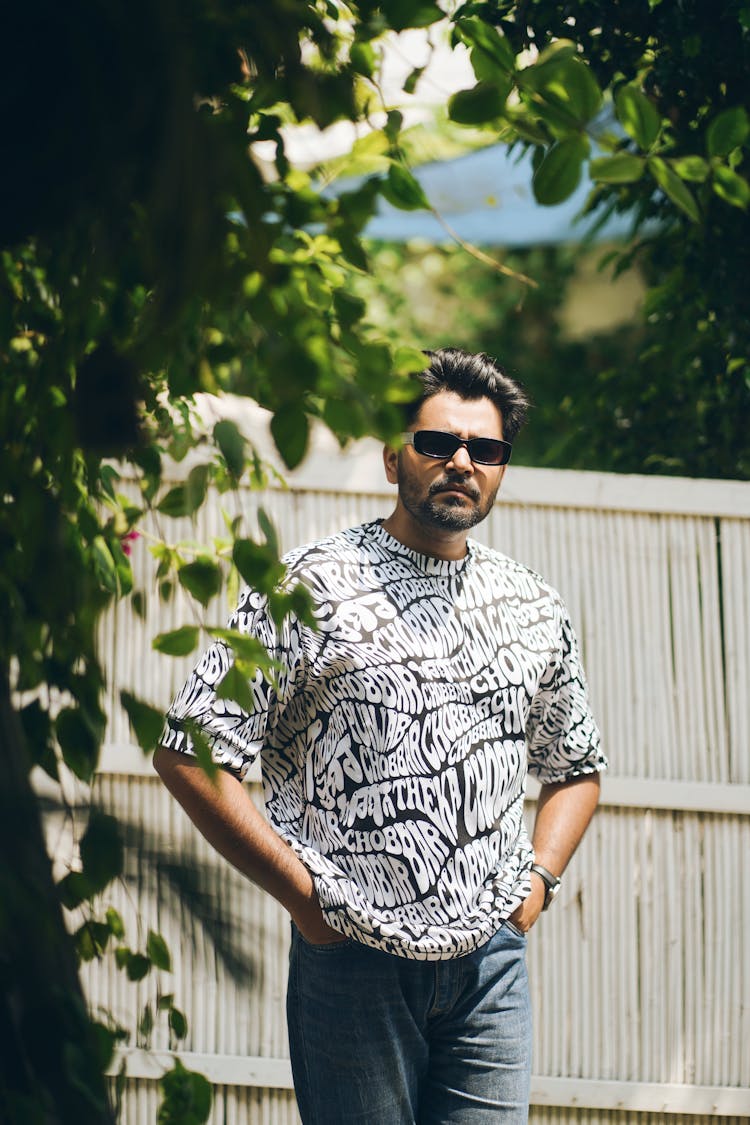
[{"xmin": 367, "ymin": 520, "xmax": 475, "ymax": 577}]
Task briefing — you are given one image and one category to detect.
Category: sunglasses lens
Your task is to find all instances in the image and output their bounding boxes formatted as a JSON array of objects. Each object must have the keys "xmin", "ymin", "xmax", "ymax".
[
  {"xmin": 468, "ymin": 439, "xmax": 507, "ymax": 465},
  {"xmin": 415, "ymin": 431, "xmax": 460, "ymax": 458}
]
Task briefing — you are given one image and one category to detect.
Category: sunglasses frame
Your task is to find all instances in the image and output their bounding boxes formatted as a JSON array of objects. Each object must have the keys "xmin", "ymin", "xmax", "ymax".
[{"xmin": 400, "ymin": 430, "xmax": 512, "ymax": 467}]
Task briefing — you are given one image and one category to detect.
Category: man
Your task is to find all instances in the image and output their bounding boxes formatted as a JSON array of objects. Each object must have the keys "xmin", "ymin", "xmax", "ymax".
[{"xmin": 155, "ymin": 347, "xmax": 606, "ymax": 1123}]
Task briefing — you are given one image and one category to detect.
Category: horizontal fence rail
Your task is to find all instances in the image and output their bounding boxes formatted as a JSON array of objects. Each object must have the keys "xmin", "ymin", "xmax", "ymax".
[
  {"xmin": 108, "ymin": 1048, "xmax": 750, "ymax": 1117},
  {"xmin": 96, "ymin": 744, "xmax": 750, "ymax": 816}
]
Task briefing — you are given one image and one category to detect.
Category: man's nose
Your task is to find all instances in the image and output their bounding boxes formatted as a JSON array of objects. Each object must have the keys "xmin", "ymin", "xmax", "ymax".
[{"xmin": 446, "ymin": 444, "xmax": 475, "ymax": 473}]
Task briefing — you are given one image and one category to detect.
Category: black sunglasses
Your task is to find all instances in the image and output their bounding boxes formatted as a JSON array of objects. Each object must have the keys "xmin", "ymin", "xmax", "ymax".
[{"xmin": 400, "ymin": 430, "xmax": 512, "ymax": 466}]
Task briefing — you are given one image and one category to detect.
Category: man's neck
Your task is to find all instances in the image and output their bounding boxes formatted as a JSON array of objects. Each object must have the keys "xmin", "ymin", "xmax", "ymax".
[{"xmin": 380, "ymin": 510, "xmax": 469, "ymax": 562}]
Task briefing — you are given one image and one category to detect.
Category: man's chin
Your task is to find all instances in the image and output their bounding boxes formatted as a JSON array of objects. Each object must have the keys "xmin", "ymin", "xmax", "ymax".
[{"xmin": 421, "ymin": 500, "xmax": 482, "ymax": 531}]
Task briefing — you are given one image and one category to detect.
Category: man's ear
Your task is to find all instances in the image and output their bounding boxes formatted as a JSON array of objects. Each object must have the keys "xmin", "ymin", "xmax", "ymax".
[{"xmin": 383, "ymin": 444, "xmax": 399, "ymax": 484}]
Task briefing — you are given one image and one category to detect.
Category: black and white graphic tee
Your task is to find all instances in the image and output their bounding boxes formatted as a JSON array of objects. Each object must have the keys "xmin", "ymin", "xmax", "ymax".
[{"xmin": 162, "ymin": 521, "xmax": 606, "ymax": 960}]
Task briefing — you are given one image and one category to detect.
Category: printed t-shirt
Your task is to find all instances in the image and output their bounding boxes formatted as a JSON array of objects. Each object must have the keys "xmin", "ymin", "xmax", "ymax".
[{"xmin": 162, "ymin": 520, "xmax": 606, "ymax": 960}]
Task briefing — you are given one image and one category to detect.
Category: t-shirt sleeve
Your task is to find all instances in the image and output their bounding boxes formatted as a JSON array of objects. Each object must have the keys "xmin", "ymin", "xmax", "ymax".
[
  {"xmin": 526, "ymin": 601, "xmax": 607, "ymax": 784},
  {"xmin": 159, "ymin": 585, "xmax": 305, "ymax": 780}
]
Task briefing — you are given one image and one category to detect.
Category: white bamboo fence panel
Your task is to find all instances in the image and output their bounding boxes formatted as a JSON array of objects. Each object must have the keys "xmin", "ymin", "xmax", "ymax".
[{"xmin": 67, "ymin": 446, "xmax": 750, "ymax": 1123}]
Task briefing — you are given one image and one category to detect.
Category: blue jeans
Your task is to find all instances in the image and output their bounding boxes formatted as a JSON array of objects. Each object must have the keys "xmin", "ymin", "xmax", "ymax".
[{"xmin": 286, "ymin": 922, "xmax": 532, "ymax": 1124}]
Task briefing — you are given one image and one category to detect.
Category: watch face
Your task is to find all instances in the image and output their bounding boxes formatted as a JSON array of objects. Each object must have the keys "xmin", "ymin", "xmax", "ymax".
[{"xmin": 544, "ymin": 883, "xmax": 561, "ymax": 909}]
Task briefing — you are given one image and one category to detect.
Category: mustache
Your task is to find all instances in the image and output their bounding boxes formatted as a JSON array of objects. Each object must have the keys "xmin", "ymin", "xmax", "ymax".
[{"xmin": 428, "ymin": 477, "xmax": 481, "ymax": 501}]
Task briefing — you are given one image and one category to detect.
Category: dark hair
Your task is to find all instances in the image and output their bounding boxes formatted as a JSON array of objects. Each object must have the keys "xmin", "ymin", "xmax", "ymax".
[{"xmin": 404, "ymin": 347, "xmax": 530, "ymax": 443}]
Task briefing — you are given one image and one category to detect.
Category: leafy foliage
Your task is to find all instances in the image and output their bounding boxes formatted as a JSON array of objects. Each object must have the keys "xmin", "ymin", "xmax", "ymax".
[
  {"xmin": 2, "ymin": 0, "xmax": 749, "ymax": 1120},
  {"xmin": 0, "ymin": 2, "xmax": 434, "ymax": 1119},
  {"xmin": 355, "ymin": 238, "xmax": 645, "ymax": 471},
  {"xmin": 441, "ymin": 0, "xmax": 750, "ymax": 478},
  {"xmin": 157, "ymin": 1060, "xmax": 213, "ymax": 1125}
]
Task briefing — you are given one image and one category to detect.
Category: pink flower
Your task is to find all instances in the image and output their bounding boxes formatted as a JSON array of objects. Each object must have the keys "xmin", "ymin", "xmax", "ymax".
[{"xmin": 121, "ymin": 530, "xmax": 140, "ymax": 557}]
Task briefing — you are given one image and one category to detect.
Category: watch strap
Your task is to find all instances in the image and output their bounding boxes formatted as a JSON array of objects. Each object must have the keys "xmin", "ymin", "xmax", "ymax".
[{"xmin": 530, "ymin": 863, "xmax": 561, "ymax": 910}]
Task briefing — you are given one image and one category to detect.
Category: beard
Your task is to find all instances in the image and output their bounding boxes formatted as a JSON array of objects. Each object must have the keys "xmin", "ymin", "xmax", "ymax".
[{"xmin": 398, "ymin": 472, "xmax": 498, "ymax": 531}]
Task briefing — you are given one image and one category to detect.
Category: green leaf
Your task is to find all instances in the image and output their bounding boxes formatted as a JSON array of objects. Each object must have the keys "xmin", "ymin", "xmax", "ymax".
[
  {"xmin": 120, "ymin": 691, "xmax": 165, "ymax": 752},
  {"xmin": 60, "ymin": 817, "xmax": 122, "ymax": 907},
  {"xmin": 127, "ymin": 953, "xmax": 151, "ymax": 982},
  {"xmin": 270, "ymin": 402, "xmax": 309, "ymax": 469},
  {"xmin": 111, "ymin": 538, "xmax": 134, "ymax": 597},
  {"xmin": 712, "ymin": 164, "xmax": 750, "ymax": 209},
  {"xmin": 187, "ymin": 726, "xmax": 220, "ymax": 782},
  {"xmin": 152, "ymin": 625, "xmax": 200, "ymax": 657},
  {"xmin": 384, "ymin": 109, "xmax": 403, "ymax": 143},
  {"xmin": 447, "ymin": 81, "xmax": 509, "ymax": 125},
  {"xmin": 590, "ymin": 153, "xmax": 645, "ymax": 184},
  {"xmin": 381, "ymin": 162, "xmax": 429, "ymax": 211},
  {"xmin": 80, "ymin": 810, "xmax": 123, "ymax": 892},
  {"xmin": 648, "ymin": 156, "xmax": 701, "ymax": 222},
  {"xmin": 379, "ymin": 0, "xmax": 442, "ymax": 31},
  {"xmin": 257, "ymin": 507, "xmax": 279, "ymax": 555},
  {"xmin": 671, "ymin": 155, "xmax": 710, "ymax": 183},
  {"xmin": 20, "ymin": 699, "xmax": 57, "ymax": 780},
  {"xmin": 106, "ymin": 906, "xmax": 125, "ymax": 939},
  {"xmin": 392, "ymin": 345, "xmax": 427, "ymax": 377},
  {"xmin": 55, "ymin": 706, "xmax": 100, "ymax": 782},
  {"xmin": 158, "ymin": 1059, "xmax": 213, "ymax": 1125},
  {"xmin": 115, "ymin": 946, "xmax": 131, "ymax": 970},
  {"xmin": 157, "ymin": 465, "xmax": 211, "ymax": 518},
  {"xmin": 168, "ymin": 1007, "xmax": 188, "ymax": 1040},
  {"xmin": 74, "ymin": 922, "xmax": 100, "ymax": 962},
  {"xmin": 524, "ymin": 53, "xmax": 602, "ymax": 129},
  {"xmin": 99, "ymin": 463, "xmax": 121, "ymax": 499},
  {"xmin": 534, "ymin": 39, "xmax": 578, "ymax": 65},
  {"xmin": 156, "ymin": 484, "xmax": 188, "ymax": 517},
  {"xmin": 706, "ymin": 107, "xmax": 750, "ymax": 157},
  {"xmin": 178, "ymin": 558, "xmax": 222, "ymax": 606},
  {"xmin": 139, "ymin": 1003, "xmax": 154, "ymax": 1039},
  {"xmin": 58, "ymin": 871, "xmax": 90, "ymax": 911},
  {"xmin": 327, "ymin": 146, "xmax": 379, "ymax": 191},
  {"xmin": 614, "ymin": 85, "xmax": 661, "ymax": 149},
  {"xmin": 533, "ymin": 135, "xmax": 590, "ymax": 205},
  {"xmin": 184, "ymin": 463, "xmax": 212, "ymax": 512},
  {"xmin": 147, "ymin": 930, "xmax": 172, "ymax": 972},
  {"xmin": 503, "ymin": 108, "xmax": 550, "ymax": 145},
  {"xmin": 232, "ymin": 539, "xmax": 283, "ymax": 590},
  {"xmin": 284, "ymin": 583, "xmax": 317, "ymax": 631},
  {"xmin": 91, "ymin": 1021, "xmax": 118, "ymax": 1073},
  {"xmin": 133, "ymin": 444, "xmax": 163, "ymax": 503},
  {"xmin": 454, "ymin": 16, "xmax": 515, "ymax": 74},
  {"xmin": 333, "ymin": 288, "xmax": 366, "ymax": 328},
  {"xmin": 157, "ymin": 484, "xmax": 190, "ymax": 518},
  {"xmin": 208, "ymin": 628, "xmax": 269, "ymax": 664},
  {"xmin": 350, "ymin": 40, "xmax": 376, "ymax": 79},
  {"xmin": 403, "ymin": 64, "xmax": 425, "ymax": 95},
  {"xmin": 88, "ymin": 920, "xmax": 113, "ymax": 954},
  {"xmin": 213, "ymin": 420, "xmax": 246, "ymax": 478},
  {"xmin": 556, "ymin": 57, "xmax": 602, "ymax": 124},
  {"xmin": 91, "ymin": 535, "xmax": 119, "ymax": 594},
  {"xmin": 216, "ymin": 664, "xmax": 257, "ymax": 713}
]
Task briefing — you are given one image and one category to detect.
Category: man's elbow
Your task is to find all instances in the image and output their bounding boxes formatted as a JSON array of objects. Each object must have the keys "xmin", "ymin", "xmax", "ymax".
[
  {"xmin": 153, "ymin": 743, "xmax": 180, "ymax": 782},
  {"xmin": 578, "ymin": 771, "xmax": 603, "ymax": 819},
  {"xmin": 589, "ymin": 770, "xmax": 602, "ymax": 804}
]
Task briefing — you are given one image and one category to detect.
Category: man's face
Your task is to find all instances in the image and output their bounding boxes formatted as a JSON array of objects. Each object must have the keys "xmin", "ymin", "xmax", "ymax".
[{"xmin": 385, "ymin": 392, "xmax": 507, "ymax": 533}]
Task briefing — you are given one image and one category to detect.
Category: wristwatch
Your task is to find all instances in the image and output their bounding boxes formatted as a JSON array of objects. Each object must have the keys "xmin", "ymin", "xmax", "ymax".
[{"xmin": 530, "ymin": 864, "xmax": 561, "ymax": 910}]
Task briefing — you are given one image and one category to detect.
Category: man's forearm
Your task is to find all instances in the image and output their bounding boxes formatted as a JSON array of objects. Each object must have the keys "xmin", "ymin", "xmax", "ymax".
[
  {"xmin": 510, "ymin": 772, "xmax": 601, "ymax": 931},
  {"xmin": 152, "ymin": 746, "xmax": 336, "ymax": 941},
  {"xmin": 531, "ymin": 772, "xmax": 602, "ymax": 876}
]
